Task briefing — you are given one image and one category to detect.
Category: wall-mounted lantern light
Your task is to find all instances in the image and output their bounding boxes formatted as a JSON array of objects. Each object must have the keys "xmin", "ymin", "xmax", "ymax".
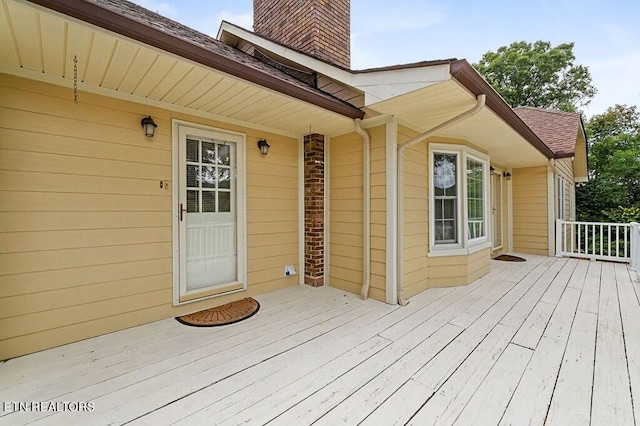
[
  {"xmin": 141, "ymin": 116, "xmax": 157, "ymax": 138},
  {"xmin": 257, "ymin": 139, "xmax": 270, "ymax": 156},
  {"xmin": 503, "ymin": 171, "xmax": 512, "ymax": 181}
]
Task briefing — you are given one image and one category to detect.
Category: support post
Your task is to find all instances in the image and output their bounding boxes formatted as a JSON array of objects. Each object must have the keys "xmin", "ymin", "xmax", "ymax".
[{"xmin": 631, "ymin": 222, "xmax": 639, "ymax": 277}]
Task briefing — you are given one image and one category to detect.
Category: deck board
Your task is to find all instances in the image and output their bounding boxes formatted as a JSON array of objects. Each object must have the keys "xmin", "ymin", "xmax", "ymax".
[
  {"xmin": 545, "ymin": 309, "xmax": 597, "ymax": 425},
  {"xmin": 454, "ymin": 343, "xmax": 533, "ymax": 425},
  {"xmin": 615, "ymin": 262, "xmax": 640, "ymax": 424},
  {"xmin": 591, "ymin": 262, "xmax": 635, "ymax": 425},
  {"xmin": 1, "ymin": 255, "xmax": 638, "ymax": 426}
]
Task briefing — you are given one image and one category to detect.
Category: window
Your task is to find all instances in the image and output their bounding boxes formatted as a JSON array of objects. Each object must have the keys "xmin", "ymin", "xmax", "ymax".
[
  {"xmin": 186, "ymin": 138, "xmax": 233, "ymax": 214},
  {"xmin": 569, "ymin": 184, "xmax": 576, "ymax": 220},
  {"xmin": 467, "ymin": 158, "xmax": 485, "ymax": 240},
  {"xmin": 429, "ymin": 145, "xmax": 490, "ymax": 256},
  {"xmin": 433, "ymin": 153, "xmax": 458, "ymax": 244},
  {"xmin": 557, "ymin": 176, "xmax": 565, "ymax": 220}
]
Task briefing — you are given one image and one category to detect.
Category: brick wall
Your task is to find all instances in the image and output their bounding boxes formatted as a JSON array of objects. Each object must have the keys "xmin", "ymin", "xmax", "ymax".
[
  {"xmin": 253, "ymin": 0, "xmax": 350, "ymax": 68},
  {"xmin": 304, "ymin": 133, "xmax": 325, "ymax": 286}
]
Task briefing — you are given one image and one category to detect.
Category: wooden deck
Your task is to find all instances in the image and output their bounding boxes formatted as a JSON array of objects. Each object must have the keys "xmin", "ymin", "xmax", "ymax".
[{"xmin": 1, "ymin": 255, "xmax": 639, "ymax": 425}]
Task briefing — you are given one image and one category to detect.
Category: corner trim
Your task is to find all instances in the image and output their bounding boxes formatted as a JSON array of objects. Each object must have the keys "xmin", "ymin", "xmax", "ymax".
[{"xmin": 386, "ymin": 118, "xmax": 398, "ymax": 304}]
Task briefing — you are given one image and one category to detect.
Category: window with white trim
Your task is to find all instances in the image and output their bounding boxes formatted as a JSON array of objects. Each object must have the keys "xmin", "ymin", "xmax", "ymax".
[
  {"xmin": 557, "ymin": 175, "xmax": 565, "ymax": 220},
  {"xmin": 467, "ymin": 158, "xmax": 486, "ymax": 240},
  {"xmin": 429, "ymin": 145, "xmax": 490, "ymax": 255},
  {"xmin": 569, "ymin": 184, "xmax": 576, "ymax": 220},
  {"xmin": 433, "ymin": 153, "xmax": 458, "ymax": 244}
]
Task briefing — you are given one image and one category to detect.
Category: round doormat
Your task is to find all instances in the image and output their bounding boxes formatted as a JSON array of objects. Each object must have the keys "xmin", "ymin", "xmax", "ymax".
[
  {"xmin": 494, "ymin": 254, "xmax": 527, "ymax": 262},
  {"xmin": 176, "ymin": 297, "xmax": 260, "ymax": 327}
]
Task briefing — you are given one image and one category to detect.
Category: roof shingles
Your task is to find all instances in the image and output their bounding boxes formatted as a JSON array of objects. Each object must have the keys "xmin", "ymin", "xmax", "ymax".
[{"xmin": 514, "ymin": 107, "xmax": 582, "ymax": 157}]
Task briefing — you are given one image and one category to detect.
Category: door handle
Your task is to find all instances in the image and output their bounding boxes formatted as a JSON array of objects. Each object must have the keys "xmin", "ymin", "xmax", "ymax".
[{"xmin": 179, "ymin": 203, "xmax": 187, "ymax": 221}]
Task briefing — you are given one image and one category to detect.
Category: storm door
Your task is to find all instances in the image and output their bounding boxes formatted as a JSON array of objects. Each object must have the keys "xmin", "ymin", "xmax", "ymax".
[
  {"xmin": 491, "ymin": 172, "xmax": 503, "ymax": 250},
  {"xmin": 175, "ymin": 125, "xmax": 245, "ymax": 303}
]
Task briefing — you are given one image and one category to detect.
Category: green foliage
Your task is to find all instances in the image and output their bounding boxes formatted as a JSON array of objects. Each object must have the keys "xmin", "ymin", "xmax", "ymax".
[
  {"xmin": 584, "ymin": 233, "xmax": 630, "ymax": 257},
  {"xmin": 473, "ymin": 41, "xmax": 596, "ymax": 111},
  {"xmin": 587, "ymin": 104, "xmax": 640, "ymax": 142},
  {"xmin": 577, "ymin": 104, "xmax": 640, "ymax": 223},
  {"xmin": 602, "ymin": 206, "xmax": 640, "ymax": 223}
]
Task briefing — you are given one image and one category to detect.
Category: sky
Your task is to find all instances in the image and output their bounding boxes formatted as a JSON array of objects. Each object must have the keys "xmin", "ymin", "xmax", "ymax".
[{"xmin": 136, "ymin": 0, "xmax": 640, "ymax": 119}]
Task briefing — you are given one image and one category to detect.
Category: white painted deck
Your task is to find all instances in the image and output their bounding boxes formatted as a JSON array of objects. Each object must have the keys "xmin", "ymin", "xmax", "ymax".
[{"xmin": 1, "ymin": 255, "xmax": 639, "ymax": 425}]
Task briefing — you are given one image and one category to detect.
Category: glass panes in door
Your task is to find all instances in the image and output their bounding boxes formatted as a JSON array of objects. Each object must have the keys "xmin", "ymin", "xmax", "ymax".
[{"xmin": 184, "ymin": 137, "xmax": 237, "ymax": 290}]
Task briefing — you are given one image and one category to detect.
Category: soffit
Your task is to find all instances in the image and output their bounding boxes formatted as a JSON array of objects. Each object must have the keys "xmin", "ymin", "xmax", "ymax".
[
  {"xmin": 368, "ymin": 80, "xmax": 549, "ymax": 168},
  {"xmin": 0, "ymin": 0, "xmax": 356, "ymax": 137}
]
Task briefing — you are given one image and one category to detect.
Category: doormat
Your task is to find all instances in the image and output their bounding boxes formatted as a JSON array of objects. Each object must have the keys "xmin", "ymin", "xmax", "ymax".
[
  {"xmin": 176, "ymin": 298, "xmax": 260, "ymax": 327},
  {"xmin": 494, "ymin": 254, "xmax": 526, "ymax": 262}
]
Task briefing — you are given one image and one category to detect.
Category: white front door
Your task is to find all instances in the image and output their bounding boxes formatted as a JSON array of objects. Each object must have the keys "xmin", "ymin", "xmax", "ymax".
[
  {"xmin": 491, "ymin": 172, "xmax": 503, "ymax": 250},
  {"xmin": 174, "ymin": 124, "xmax": 245, "ymax": 304}
]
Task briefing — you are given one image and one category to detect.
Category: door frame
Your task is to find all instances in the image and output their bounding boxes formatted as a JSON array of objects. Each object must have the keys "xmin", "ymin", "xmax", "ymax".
[
  {"xmin": 172, "ymin": 120, "xmax": 247, "ymax": 306},
  {"xmin": 490, "ymin": 169, "xmax": 504, "ymax": 252}
]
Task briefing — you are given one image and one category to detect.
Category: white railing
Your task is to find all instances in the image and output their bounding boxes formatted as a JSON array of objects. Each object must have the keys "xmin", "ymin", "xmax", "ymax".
[
  {"xmin": 631, "ymin": 222, "xmax": 639, "ymax": 279},
  {"xmin": 556, "ymin": 219, "xmax": 633, "ymax": 263}
]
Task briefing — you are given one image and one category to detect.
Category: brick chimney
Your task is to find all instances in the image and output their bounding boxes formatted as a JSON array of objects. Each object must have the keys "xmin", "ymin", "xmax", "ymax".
[{"xmin": 253, "ymin": 0, "xmax": 351, "ymax": 68}]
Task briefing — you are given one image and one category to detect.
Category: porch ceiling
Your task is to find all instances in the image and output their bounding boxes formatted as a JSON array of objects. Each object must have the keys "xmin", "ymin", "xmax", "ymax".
[
  {"xmin": 368, "ymin": 79, "xmax": 549, "ymax": 168},
  {"xmin": 0, "ymin": 0, "xmax": 356, "ymax": 137}
]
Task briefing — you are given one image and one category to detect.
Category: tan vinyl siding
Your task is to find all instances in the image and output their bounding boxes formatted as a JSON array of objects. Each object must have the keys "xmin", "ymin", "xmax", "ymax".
[
  {"xmin": 368, "ymin": 125, "xmax": 387, "ymax": 301},
  {"xmin": 424, "ymin": 248, "xmax": 490, "ymax": 289},
  {"xmin": 512, "ymin": 166, "xmax": 549, "ymax": 255},
  {"xmin": 467, "ymin": 247, "xmax": 491, "ymax": 282},
  {"xmin": 399, "ymin": 126, "xmax": 429, "ymax": 298},
  {"xmin": 328, "ymin": 125, "xmax": 386, "ymax": 302},
  {"xmin": 0, "ymin": 74, "xmax": 299, "ymax": 360},
  {"xmin": 328, "ymin": 132, "xmax": 363, "ymax": 297}
]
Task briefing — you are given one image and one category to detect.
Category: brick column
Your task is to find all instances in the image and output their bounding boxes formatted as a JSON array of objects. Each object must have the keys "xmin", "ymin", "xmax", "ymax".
[{"xmin": 304, "ymin": 133, "xmax": 324, "ymax": 286}]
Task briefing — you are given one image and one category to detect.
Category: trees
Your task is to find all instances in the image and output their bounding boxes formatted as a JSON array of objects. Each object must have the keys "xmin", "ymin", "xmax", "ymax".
[
  {"xmin": 577, "ymin": 104, "xmax": 640, "ymax": 222},
  {"xmin": 473, "ymin": 41, "xmax": 597, "ymax": 112},
  {"xmin": 473, "ymin": 40, "xmax": 638, "ymax": 222}
]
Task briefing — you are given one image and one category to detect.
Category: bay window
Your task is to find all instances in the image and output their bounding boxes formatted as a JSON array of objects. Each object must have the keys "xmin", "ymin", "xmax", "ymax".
[{"xmin": 429, "ymin": 144, "xmax": 490, "ymax": 255}]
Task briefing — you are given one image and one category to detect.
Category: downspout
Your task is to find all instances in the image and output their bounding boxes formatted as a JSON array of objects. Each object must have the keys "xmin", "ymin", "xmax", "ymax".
[
  {"xmin": 548, "ymin": 158, "xmax": 558, "ymax": 256},
  {"xmin": 354, "ymin": 118, "xmax": 371, "ymax": 299},
  {"xmin": 396, "ymin": 94, "xmax": 486, "ymax": 306}
]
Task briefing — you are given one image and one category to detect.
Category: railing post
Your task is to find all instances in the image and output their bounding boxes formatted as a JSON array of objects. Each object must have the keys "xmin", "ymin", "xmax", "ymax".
[
  {"xmin": 631, "ymin": 222, "xmax": 639, "ymax": 274},
  {"xmin": 556, "ymin": 219, "xmax": 563, "ymax": 257}
]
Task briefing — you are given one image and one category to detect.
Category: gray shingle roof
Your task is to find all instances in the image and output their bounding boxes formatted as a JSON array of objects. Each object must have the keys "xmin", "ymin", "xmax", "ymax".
[{"xmin": 514, "ymin": 107, "xmax": 583, "ymax": 157}]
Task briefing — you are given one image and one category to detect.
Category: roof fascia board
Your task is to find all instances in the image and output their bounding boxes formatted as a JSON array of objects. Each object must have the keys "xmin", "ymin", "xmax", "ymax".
[
  {"xmin": 26, "ymin": 0, "xmax": 363, "ymax": 119},
  {"xmin": 219, "ymin": 22, "xmax": 355, "ymax": 84},
  {"xmin": 219, "ymin": 23, "xmax": 452, "ymax": 107},
  {"xmin": 449, "ymin": 60, "xmax": 555, "ymax": 159}
]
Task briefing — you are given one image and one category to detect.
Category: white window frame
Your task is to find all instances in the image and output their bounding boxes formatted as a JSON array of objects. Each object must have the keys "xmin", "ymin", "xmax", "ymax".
[
  {"xmin": 557, "ymin": 175, "xmax": 566, "ymax": 220},
  {"xmin": 569, "ymin": 183, "xmax": 576, "ymax": 220},
  {"xmin": 432, "ymin": 149, "xmax": 462, "ymax": 248},
  {"xmin": 429, "ymin": 144, "xmax": 491, "ymax": 257}
]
